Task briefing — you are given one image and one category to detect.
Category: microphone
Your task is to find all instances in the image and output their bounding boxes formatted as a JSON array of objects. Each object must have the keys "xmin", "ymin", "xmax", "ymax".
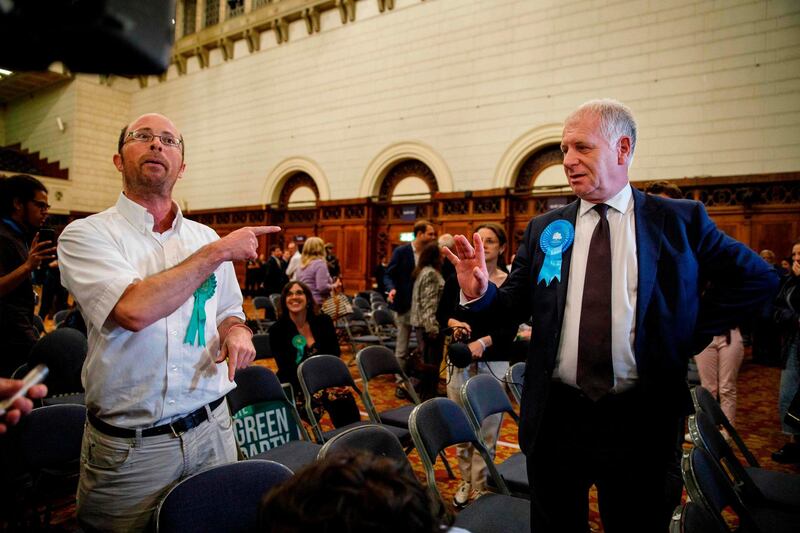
[{"xmin": 448, "ymin": 342, "xmax": 474, "ymax": 369}]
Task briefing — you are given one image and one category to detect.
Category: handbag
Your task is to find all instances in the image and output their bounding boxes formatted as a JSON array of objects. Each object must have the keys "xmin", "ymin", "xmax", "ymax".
[
  {"xmin": 313, "ymin": 387, "xmax": 360, "ymax": 428},
  {"xmin": 322, "ymin": 291, "xmax": 353, "ymax": 321}
]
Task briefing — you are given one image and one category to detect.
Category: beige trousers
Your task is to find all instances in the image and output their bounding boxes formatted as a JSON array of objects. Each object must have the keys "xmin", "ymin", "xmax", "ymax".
[
  {"xmin": 446, "ymin": 360, "xmax": 509, "ymax": 491},
  {"xmin": 76, "ymin": 400, "xmax": 237, "ymax": 532}
]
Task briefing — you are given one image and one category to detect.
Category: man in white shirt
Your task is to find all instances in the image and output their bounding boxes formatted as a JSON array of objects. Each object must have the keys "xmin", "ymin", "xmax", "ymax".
[
  {"xmin": 58, "ymin": 113, "xmax": 280, "ymax": 531},
  {"xmin": 285, "ymin": 239, "xmax": 303, "ymax": 280},
  {"xmin": 445, "ymin": 99, "xmax": 778, "ymax": 532}
]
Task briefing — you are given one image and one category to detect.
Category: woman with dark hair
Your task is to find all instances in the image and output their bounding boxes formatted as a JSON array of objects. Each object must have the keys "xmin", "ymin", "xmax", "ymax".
[
  {"xmin": 436, "ymin": 221, "xmax": 518, "ymax": 508},
  {"xmin": 260, "ymin": 451, "xmax": 459, "ymax": 533},
  {"xmin": 410, "ymin": 242, "xmax": 445, "ymax": 397},
  {"xmin": 268, "ymin": 281, "xmax": 340, "ymax": 395}
]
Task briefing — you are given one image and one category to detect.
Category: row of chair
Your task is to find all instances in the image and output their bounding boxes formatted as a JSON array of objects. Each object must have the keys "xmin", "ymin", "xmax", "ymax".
[
  {"xmin": 9, "ymin": 326, "xmax": 527, "ymax": 530},
  {"xmin": 154, "ymin": 424, "xmax": 437, "ymax": 533},
  {"xmin": 678, "ymin": 385, "xmax": 800, "ymax": 532},
  {"xmin": 160, "ymin": 375, "xmax": 533, "ymax": 532}
]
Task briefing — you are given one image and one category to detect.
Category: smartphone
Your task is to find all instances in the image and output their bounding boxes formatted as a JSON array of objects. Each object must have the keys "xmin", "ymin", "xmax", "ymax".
[
  {"xmin": 38, "ymin": 228, "xmax": 55, "ymax": 244},
  {"xmin": 0, "ymin": 364, "xmax": 48, "ymax": 417}
]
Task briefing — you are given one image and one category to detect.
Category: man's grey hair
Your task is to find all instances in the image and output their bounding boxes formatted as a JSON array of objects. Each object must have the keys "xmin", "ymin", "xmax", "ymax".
[{"xmin": 567, "ymin": 98, "xmax": 637, "ymax": 159}]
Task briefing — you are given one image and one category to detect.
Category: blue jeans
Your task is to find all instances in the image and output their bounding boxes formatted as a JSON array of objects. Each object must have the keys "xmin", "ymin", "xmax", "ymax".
[{"xmin": 779, "ymin": 338, "xmax": 800, "ymax": 435}]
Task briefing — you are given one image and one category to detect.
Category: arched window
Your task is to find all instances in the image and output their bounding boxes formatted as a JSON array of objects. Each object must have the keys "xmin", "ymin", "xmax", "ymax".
[
  {"xmin": 278, "ymin": 172, "xmax": 319, "ymax": 208},
  {"xmin": 514, "ymin": 145, "xmax": 566, "ymax": 192},
  {"xmin": 379, "ymin": 159, "xmax": 438, "ymax": 202}
]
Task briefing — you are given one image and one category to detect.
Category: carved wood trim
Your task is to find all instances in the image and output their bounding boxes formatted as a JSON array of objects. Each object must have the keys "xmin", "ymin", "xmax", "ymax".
[
  {"xmin": 514, "ymin": 144, "xmax": 563, "ymax": 191},
  {"xmin": 378, "ymin": 159, "xmax": 438, "ymax": 202},
  {"xmin": 88, "ymin": 171, "xmax": 798, "ymax": 292},
  {"xmin": 278, "ymin": 171, "xmax": 319, "ymax": 208}
]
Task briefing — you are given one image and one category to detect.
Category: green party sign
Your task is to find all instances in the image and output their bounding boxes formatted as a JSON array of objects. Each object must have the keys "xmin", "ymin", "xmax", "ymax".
[{"xmin": 232, "ymin": 401, "xmax": 301, "ymax": 457}]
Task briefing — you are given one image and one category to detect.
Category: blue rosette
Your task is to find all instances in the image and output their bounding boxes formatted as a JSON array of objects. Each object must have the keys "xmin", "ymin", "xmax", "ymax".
[{"xmin": 537, "ymin": 220, "xmax": 574, "ymax": 286}]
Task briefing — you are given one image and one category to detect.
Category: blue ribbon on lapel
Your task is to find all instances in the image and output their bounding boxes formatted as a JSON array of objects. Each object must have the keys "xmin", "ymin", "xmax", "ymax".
[{"xmin": 537, "ymin": 220, "xmax": 574, "ymax": 286}]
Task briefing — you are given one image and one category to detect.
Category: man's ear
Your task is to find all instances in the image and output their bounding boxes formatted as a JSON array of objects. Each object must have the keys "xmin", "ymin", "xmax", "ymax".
[
  {"xmin": 12, "ymin": 197, "xmax": 23, "ymax": 215},
  {"xmin": 177, "ymin": 162, "xmax": 186, "ymax": 180},
  {"xmin": 113, "ymin": 153, "xmax": 124, "ymax": 172},
  {"xmin": 617, "ymin": 136, "xmax": 632, "ymax": 164}
]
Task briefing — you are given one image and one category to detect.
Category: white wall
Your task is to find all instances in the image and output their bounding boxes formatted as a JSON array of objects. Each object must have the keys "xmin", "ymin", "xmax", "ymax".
[
  {"xmin": 3, "ymin": 76, "xmax": 133, "ymax": 213},
  {"xmin": 5, "ymin": 0, "xmax": 800, "ymax": 213},
  {"xmin": 4, "ymin": 81, "xmax": 76, "ymax": 175}
]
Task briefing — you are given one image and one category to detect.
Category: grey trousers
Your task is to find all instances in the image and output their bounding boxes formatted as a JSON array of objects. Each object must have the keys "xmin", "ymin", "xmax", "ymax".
[{"xmin": 77, "ymin": 400, "xmax": 237, "ymax": 532}]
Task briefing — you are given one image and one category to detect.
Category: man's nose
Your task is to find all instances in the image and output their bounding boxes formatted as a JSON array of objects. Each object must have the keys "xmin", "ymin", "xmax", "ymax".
[{"xmin": 562, "ymin": 149, "xmax": 578, "ymax": 168}]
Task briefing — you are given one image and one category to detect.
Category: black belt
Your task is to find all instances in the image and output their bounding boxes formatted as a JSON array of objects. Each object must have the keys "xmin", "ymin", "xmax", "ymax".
[{"xmin": 87, "ymin": 397, "xmax": 225, "ymax": 438}]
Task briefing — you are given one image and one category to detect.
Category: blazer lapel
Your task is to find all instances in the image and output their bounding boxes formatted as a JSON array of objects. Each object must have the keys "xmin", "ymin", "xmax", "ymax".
[
  {"xmin": 633, "ymin": 187, "xmax": 664, "ymax": 358},
  {"xmin": 556, "ymin": 200, "xmax": 580, "ymax": 330}
]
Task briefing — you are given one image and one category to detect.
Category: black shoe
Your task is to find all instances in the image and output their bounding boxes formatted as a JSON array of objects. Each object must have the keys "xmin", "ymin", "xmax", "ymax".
[
  {"xmin": 395, "ymin": 386, "xmax": 409, "ymax": 400},
  {"xmin": 771, "ymin": 443, "xmax": 800, "ymax": 464}
]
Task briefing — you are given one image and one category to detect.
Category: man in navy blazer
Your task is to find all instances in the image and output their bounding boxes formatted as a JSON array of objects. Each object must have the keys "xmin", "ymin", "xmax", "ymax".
[
  {"xmin": 445, "ymin": 99, "xmax": 779, "ymax": 532},
  {"xmin": 384, "ymin": 219, "xmax": 437, "ymax": 373}
]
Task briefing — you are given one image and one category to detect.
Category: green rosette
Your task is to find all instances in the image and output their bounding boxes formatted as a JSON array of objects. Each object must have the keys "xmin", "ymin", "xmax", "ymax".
[
  {"xmin": 184, "ymin": 273, "xmax": 217, "ymax": 346},
  {"xmin": 292, "ymin": 334, "xmax": 307, "ymax": 365}
]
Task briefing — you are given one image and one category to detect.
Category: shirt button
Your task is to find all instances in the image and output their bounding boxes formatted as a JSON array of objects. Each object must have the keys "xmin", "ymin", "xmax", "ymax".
[
  {"xmin": 171, "ymin": 365, "xmax": 178, "ymax": 372},
  {"xmin": 168, "ymin": 399, "xmax": 176, "ymax": 405},
  {"xmin": 170, "ymin": 330, "xmax": 177, "ymax": 336}
]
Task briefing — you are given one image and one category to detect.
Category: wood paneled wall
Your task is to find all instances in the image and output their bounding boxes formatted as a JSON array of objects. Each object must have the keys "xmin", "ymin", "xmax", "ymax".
[
  {"xmin": 182, "ymin": 173, "xmax": 799, "ymax": 291},
  {"xmin": 58, "ymin": 173, "xmax": 799, "ymax": 293}
]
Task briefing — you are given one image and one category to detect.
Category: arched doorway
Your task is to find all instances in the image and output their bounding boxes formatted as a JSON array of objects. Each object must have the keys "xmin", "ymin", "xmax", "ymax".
[
  {"xmin": 513, "ymin": 145, "xmax": 566, "ymax": 191},
  {"xmin": 278, "ymin": 171, "xmax": 320, "ymax": 208},
  {"xmin": 373, "ymin": 158, "xmax": 439, "ymax": 270},
  {"xmin": 379, "ymin": 159, "xmax": 438, "ymax": 202}
]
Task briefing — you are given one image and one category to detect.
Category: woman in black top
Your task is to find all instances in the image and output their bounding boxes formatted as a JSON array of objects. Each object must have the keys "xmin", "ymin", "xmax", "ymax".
[
  {"xmin": 436, "ymin": 222, "xmax": 519, "ymax": 508},
  {"xmin": 269, "ymin": 281, "xmax": 340, "ymax": 394}
]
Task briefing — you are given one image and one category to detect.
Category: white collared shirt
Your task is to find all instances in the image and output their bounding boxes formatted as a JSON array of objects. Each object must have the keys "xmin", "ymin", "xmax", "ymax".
[
  {"xmin": 555, "ymin": 184, "xmax": 639, "ymax": 391},
  {"xmin": 286, "ymin": 251, "xmax": 301, "ymax": 280},
  {"xmin": 58, "ymin": 193, "xmax": 243, "ymax": 427}
]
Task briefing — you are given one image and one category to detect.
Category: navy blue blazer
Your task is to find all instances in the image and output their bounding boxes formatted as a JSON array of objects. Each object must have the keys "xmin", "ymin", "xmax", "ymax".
[
  {"xmin": 384, "ymin": 243, "xmax": 416, "ymax": 314},
  {"xmin": 474, "ymin": 186, "xmax": 779, "ymax": 455}
]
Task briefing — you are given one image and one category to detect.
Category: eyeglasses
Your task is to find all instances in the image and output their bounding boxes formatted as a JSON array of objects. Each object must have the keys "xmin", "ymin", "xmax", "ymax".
[
  {"xmin": 287, "ymin": 290, "xmax": 305, "ymax": 297},
  {"xmin": 30, "ymin": 200, "xmax": 50, "ymax": 211},
  {"xmin": 126, "ymin": 130, "xmax": 183, "ymax": 149}
]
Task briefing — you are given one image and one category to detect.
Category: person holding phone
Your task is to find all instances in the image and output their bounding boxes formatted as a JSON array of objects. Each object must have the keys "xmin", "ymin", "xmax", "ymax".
[
  {"xmin": 0, "ymin": 365, "xmax": 48, "ymax": 433},
  {"xmin": 0, "ymin": 174, "xmax": 55, "ymax": 377}
]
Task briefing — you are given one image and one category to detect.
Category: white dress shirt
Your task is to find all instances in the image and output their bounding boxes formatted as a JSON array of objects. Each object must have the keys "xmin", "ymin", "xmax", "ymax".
[
  {"xmin": 286, "ymin": 251, "xmax": 302, "ymax": 280},
  {"xmin": 58, "ymin": 193, "xmax": 243, "ymax": 427},
  {"xmin": 555, "ymin": 184, "xmax": 639, "ymax": 391}
]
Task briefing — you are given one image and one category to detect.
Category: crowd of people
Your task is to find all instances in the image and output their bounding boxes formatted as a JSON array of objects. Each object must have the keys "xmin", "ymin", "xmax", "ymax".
[{"xmin": 1, "ymin": 100, "xmax": 799, "ymax": 533}]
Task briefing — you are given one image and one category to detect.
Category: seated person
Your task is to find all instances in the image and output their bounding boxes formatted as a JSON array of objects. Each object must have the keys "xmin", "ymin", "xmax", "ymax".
[
  {"xmin": 269, "ymin": 281, "xmax": 340, "ymax": 395},
  {"xmin": 260, "ymin": 450, "xmax": 461, "ymax": 533}
]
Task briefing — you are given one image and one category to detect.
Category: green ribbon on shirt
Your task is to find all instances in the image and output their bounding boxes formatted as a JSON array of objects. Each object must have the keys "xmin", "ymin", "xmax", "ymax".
[
  {"xmin": 292, "ymin": 334, "xmax": 307, "ymax": 365},
  {"xmin": 184, "ymin": 274, "xmax": 217, "ymax": 347}
]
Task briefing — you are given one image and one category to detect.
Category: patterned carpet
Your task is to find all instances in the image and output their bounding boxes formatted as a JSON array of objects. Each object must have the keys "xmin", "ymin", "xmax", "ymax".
[
  {"xmin": 253, "ymin": 342, "xmax": 800, "ymax": 532},
  {"xmin": 37, "ymin": 308, "xmax": 799, "ymax": 531}
]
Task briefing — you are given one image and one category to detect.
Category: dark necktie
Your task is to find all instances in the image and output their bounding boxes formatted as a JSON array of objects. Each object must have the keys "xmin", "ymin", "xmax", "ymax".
[{"xmin": 577, "ymin": 203, "xmax": 613, "ymax": 401}]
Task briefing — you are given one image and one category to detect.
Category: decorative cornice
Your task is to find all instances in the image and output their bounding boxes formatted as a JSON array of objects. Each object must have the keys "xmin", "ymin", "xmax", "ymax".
[{"xmin": 172, "ymin": 0, "xmax": 411, "ymax": 74}]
